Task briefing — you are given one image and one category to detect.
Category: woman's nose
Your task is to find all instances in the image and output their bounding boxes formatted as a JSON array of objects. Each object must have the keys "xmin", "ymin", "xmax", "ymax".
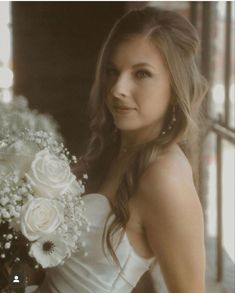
[{"xmin": 110, "ymin": 74, "xmax": 130, "ymax": 98}]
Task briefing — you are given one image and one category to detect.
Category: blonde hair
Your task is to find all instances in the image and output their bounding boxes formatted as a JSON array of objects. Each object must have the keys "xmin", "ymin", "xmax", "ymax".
[{"xmin": 78, "ymin": 7, "xmax": 208, "ymax": 264}]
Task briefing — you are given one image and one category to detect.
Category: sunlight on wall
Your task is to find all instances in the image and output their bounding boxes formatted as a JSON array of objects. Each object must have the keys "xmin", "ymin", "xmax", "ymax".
[{"xmin": 0, "ymin": 1, "xmax": 13, "ymax": 103}]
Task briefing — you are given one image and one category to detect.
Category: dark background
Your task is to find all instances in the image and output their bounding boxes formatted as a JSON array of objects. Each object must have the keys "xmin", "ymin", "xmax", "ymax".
[{"xmin": 12, "ymin": 2, "xmax": 127, "ymax": 156}]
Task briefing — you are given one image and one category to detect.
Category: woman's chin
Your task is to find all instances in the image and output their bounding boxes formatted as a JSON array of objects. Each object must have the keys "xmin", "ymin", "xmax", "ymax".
[{"xmin": 115, "ymin": 123, "xmax": 139, "ymax": 132}]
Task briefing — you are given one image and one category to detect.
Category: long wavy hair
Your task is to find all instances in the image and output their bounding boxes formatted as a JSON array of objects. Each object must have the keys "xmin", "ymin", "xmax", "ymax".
[{"xmin": 77, "ymin": 7, "xmax": 208, "ymax": 264}]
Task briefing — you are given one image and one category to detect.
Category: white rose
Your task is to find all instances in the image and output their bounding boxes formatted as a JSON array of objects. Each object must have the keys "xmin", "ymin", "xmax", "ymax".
[
  {"xmin": 21, "ymin": 197, "xmax": 64, "ymax": 241},
  {"xmin": 26, "ymin": 149, "xmax": 76, "ymax": 198}
]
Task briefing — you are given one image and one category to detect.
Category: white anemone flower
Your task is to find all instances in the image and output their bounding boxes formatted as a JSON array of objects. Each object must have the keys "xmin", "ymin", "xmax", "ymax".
[{"xmin": 30, "ymin": 234, "xmax": 68, "ymax": 268}]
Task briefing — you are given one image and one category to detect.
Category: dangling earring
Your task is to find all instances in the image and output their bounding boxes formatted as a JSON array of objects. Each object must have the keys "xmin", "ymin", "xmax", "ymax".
[{"xmin": 161, "ymin": 105, "xmax": 177, "ymax": 136}]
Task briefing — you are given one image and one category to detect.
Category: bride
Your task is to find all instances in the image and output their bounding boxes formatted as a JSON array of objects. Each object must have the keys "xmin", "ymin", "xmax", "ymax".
[{"xmin": 39, "ymin": 6, "xmax": 207, "ymax": 293}]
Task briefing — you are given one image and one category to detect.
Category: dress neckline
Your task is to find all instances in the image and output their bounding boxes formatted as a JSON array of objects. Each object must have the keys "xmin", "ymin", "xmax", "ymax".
[{"xmin": 83, "ymin": 193, "xmax": 155, "ymax": 264}]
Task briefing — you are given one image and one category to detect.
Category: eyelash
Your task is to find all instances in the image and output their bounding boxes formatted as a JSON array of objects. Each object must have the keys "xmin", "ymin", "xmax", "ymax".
[
  {"xmin": 105, "ymin": 68, "xmax": 152, "ymax": 80},
  {"xmin": 135, "ymin": 70, "xmax": 152, "ymax": 79}
]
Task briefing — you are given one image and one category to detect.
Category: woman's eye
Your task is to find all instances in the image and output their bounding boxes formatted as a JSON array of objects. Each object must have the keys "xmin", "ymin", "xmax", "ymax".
[{"xmin": 135, "ymin": 70, "xmax": 152, "ymax": 79}]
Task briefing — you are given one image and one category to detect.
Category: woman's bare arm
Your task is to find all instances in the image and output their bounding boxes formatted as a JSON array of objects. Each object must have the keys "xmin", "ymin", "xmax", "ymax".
[{"xmin": 137, "ymin": 152, "xmax": 206, "ymax": 293}]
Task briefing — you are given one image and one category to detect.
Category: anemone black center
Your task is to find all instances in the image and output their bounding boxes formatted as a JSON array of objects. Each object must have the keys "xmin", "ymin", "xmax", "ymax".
[{"xmin": 42, "ymin": 241, "xmax": 55, "ymax": 253}]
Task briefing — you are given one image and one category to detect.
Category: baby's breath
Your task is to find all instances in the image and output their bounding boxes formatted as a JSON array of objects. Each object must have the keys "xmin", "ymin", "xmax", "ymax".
[{"xmin": 0, "ymin": 128, "xmax": 89, "ymax": 268}]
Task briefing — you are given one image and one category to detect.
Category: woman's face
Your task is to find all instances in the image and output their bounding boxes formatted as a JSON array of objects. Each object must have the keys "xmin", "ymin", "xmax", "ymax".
[{"xmin": 105, "ymin": 36, "xmax": 171, "ymax": 139}]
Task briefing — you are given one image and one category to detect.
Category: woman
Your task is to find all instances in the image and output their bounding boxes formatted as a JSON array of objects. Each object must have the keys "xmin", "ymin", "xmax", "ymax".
[{"xmin": 39, "ymin": 6, "xmax": 208, "ymax": 293}]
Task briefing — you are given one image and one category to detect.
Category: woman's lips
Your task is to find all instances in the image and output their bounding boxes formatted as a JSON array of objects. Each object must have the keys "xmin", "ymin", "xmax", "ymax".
[{"xmin": 114, "ymin": 106, "xmax": 135, "ymax": 114}]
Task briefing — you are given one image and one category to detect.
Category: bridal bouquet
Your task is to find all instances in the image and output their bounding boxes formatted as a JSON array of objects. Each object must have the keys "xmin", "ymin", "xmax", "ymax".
[
  {"xmin": 0, "ymin": 129, "xmax": 89, "ymax": 289},
  {"xmin": 0, "ymin": 95, "xmax": 63, "ymax": 141}
]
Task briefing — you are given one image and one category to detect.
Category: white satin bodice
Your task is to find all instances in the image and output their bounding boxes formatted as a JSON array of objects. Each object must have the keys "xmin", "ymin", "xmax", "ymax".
[{"xmin": 39, "ymin": 193, "xmax": 155, "ymax": 293}]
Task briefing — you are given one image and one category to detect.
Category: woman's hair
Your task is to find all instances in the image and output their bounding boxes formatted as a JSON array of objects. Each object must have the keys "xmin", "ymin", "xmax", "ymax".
[{"xmin": 77, "ymin": 6, "xmax": 208, "ymax": 264}]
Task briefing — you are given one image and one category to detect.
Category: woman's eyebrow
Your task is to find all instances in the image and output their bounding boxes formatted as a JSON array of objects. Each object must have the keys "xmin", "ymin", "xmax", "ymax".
[
  {"xmin": 107, "ymin": 61, "xmax": 155, "ymax": 70},
  {"xmin": 132, "ymin": 62, "xmax": 156, "ymax": 69}
]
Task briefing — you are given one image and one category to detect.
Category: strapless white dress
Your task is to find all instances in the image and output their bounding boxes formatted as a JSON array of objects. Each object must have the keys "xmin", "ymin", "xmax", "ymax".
[{"xmin": 38, "ymin": 193, "xmax": 155, "ymax": 293}]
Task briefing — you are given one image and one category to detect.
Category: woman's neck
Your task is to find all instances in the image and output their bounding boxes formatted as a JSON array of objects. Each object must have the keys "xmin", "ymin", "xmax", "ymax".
[{"xmin": 119, "ymin": 125, "xmax": 162, "ymax": 155}]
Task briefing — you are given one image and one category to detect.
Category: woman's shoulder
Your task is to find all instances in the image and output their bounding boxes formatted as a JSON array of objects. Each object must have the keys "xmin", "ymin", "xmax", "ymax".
[
  {"xmin": 137, "ymin": 144, "xmax": 195, "ymax": 202},
  {"xmin": 143, "ymin": 143, "xmax": 192, "ymax": 180},
  {"xmin": 135, "ymin": 143, "xmax": 201, "ymax": 228}
]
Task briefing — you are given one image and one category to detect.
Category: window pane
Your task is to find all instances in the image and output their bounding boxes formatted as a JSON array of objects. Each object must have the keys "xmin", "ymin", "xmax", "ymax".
[
  {"xmin": 222, "ymin": 139, "xmax": 235, "ymax": 291},
  {"xmin": 0, "ymin": 1, "xmax": 12, "ymax": 103},
  {"xmin": 229, "ymin": 1, "xmax": 235, "ymax": 129},
  {"xmin": 222, "ymin": 139, "xmax": 235, "ymax": 262},
  {"xmin": 206, "ymin": 132, "xmax": 217, "ymax": 237},
  {"xmin": 210, "ymin": 2, "xmax": 226, "ymax": 121}
]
